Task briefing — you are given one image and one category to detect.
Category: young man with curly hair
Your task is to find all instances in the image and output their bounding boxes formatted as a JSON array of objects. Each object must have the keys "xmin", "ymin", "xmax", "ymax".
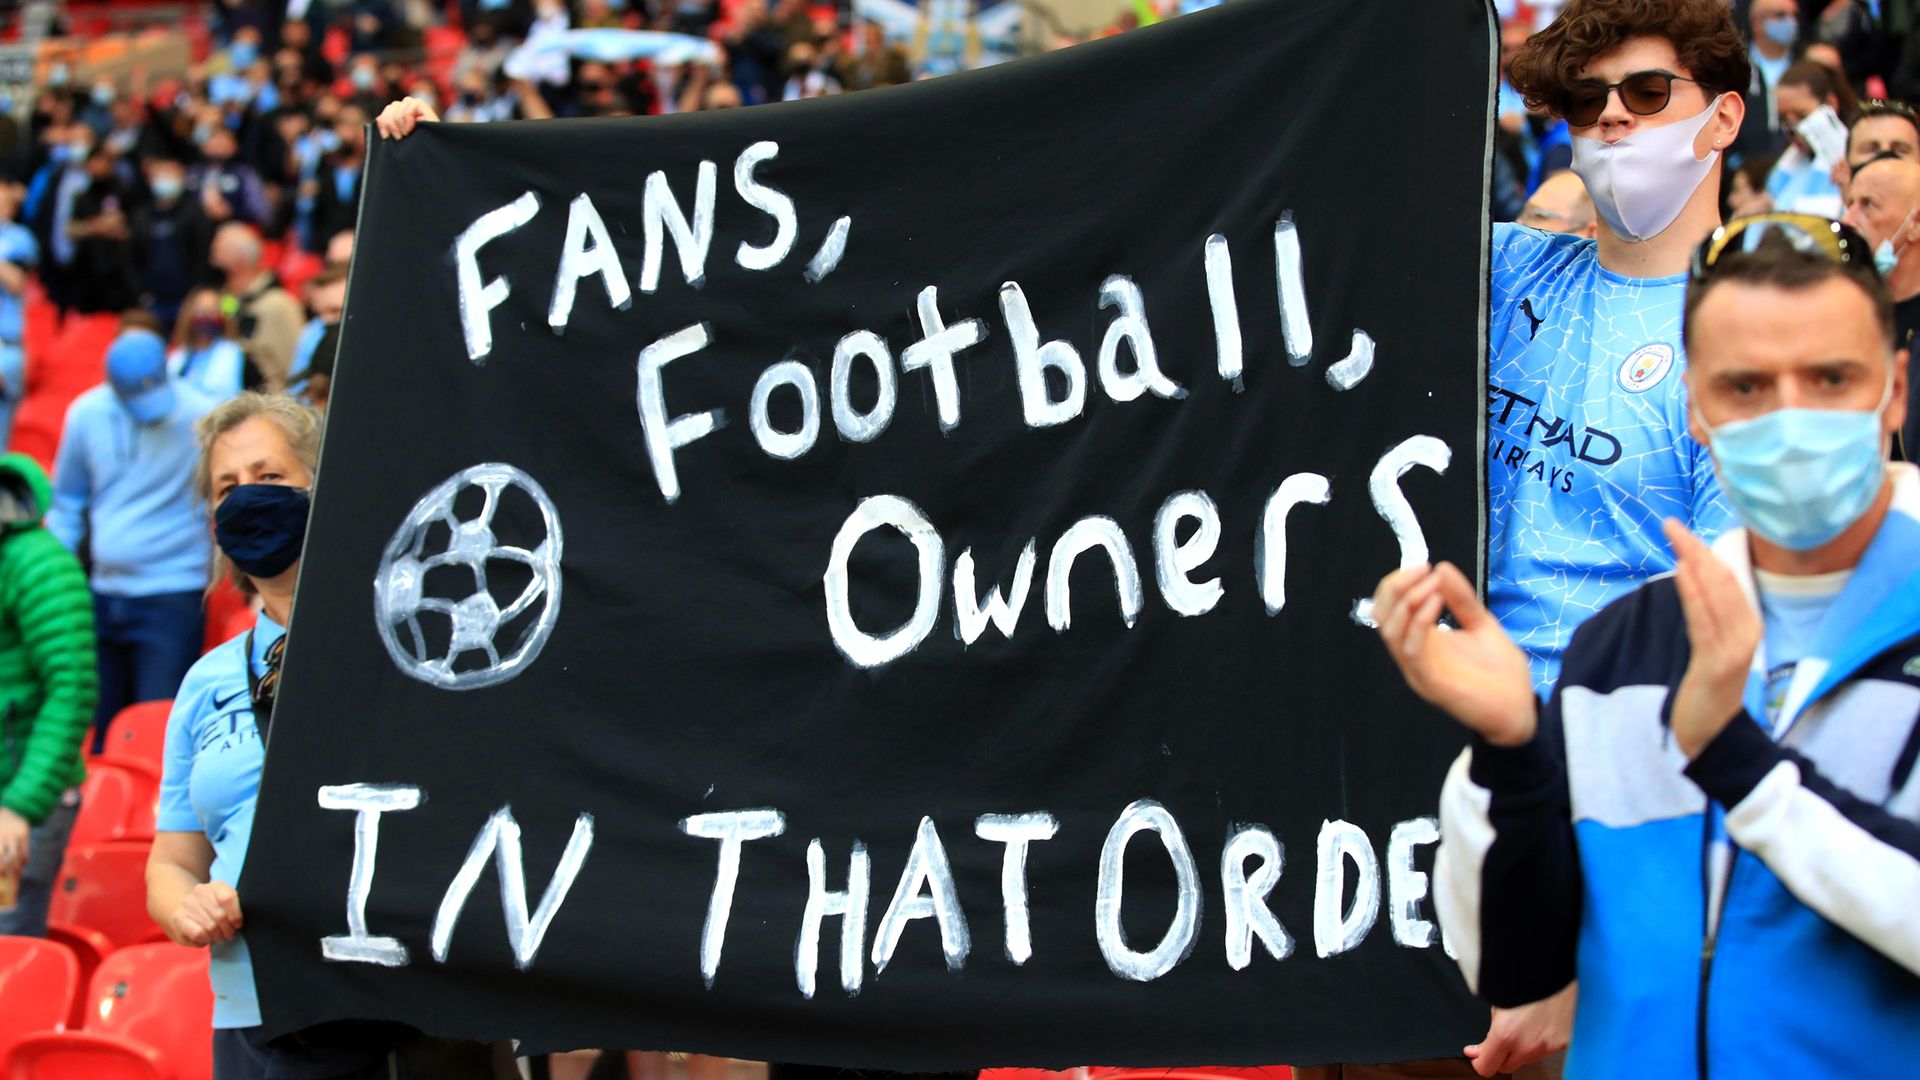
[
  {"xmin": 1490, "ymin": 0, "xmax": 1746, "ymax": 693},
  {"xmin": 1484, "ymin": 0, "xmax": 1747, "ymax": 1073},
  {"xmin": 1301, "ymin": 3, "xmax": 1753, "ymax": 1079}
]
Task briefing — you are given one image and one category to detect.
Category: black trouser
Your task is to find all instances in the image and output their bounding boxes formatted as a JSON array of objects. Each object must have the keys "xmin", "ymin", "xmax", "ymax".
[{"xmin": 212, "ymin": 1024, "xmax": 504, "ymax": 1080}]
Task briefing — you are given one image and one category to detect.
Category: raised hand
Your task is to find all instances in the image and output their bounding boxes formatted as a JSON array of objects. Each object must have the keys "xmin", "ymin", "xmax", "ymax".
[
  {"xmin": 1372, "ymin": 561, "xmax": 1536, "ymax": 746},
  {"xmin": 1663, "ymin": 519, "xmax": 1760, "ymax": 758},
  {"xmin": 375, "ymin": 97, "xmax": 440, "ymax": 141}
]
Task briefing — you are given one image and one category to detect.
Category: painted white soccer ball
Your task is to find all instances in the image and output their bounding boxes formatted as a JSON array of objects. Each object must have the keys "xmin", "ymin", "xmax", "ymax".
[{"xmin": 375, "ymin": 463, "xmax": 564, "ymax": 690}]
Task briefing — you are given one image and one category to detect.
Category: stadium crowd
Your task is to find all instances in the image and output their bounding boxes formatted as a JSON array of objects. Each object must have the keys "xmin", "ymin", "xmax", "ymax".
[{"xmin": 1, "ymin": 0, "xmax": 1919, "ymax": 1078}]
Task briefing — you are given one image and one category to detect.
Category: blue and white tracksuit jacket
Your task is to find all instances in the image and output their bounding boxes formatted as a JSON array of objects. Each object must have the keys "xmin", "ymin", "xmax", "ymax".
[{"xmin": 1435, "ymin": 463, "xmax": 1920, "ymax": 1080}]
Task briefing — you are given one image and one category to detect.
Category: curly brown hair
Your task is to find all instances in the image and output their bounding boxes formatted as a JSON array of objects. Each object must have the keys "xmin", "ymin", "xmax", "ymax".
[{"xmin": 1507, "ymin": 0, "xmax": 1752, "ymax": 120}]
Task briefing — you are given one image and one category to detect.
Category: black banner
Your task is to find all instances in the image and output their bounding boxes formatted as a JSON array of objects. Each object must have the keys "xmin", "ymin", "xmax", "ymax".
[{"xmin": 249, "ymin": 0, "xmax": 1495, "ymax": 1066}]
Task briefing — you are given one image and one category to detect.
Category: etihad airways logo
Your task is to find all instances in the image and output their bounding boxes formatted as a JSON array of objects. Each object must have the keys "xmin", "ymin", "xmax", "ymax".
[{"xmin": 1487, "ymin": 385, "xmax": 1622, "ymax": 466}]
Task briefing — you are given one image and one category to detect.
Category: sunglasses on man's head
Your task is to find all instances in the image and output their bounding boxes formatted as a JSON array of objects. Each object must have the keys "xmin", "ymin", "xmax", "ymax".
[
  {"xmin": 1563, "ymin": 70, "xmax": 1700, "ymax": 127},
  {"xmin": 1689, "ymin": 213, "xmax": 1878, "ymax": 285},
  {"xmin": 1859, "ymin": 98, "xmax": 1919, "ymax": 123}
]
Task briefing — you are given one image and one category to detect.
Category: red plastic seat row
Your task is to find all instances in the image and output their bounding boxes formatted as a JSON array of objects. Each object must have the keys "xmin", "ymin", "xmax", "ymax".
[
  {"xmin": 42, "ymin": 924, "xmax": 113, "ymax": 1031},
  {"xmin": 30, "ymin": 313, "xmax": 118, "ymax": 398},
  {"xmin": 69, "ymin": 761, "xmax": 159, "ymax": 848},
  {"xmin": 203, "ymin": 581, "xmax": 254, "ymax": 655},
  {"xmin": 983, "ymin": 1060, "xmax": 1297, "ymax": 1068},
  {"xmin": 0, "ymin": 936, "xmax": 78, "ymax": 1051},
  {"xmin": 48, "ymin": 843, "xmax": 168, "ymax": 953},
  {"xmin": 12, "ymin": 305, "xmax": 118, "ymax": 473},
  {"xmin": 1, "ymin": 937, "xmax": 214, "ymax": 1080},
  {"xmin": 5, "ymin": 1031, "xmax": 168, "ymax": 1080},
  {"xmin": 89, "ymin": 701, "xmax": 171, "ymax": 774},
  {"xmin": 74, "ymin": 700, "xmax": 174, "ymax": 850}
]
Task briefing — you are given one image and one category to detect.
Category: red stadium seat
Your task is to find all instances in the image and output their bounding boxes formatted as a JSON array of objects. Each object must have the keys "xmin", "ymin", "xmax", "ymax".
[
  {"xmin": 20, "ymin": 289, "xmax": 56, "ymax": 359},
  {"xmin": 84, "ymin": 943, "xmax": 213, "ymax": 1080},
  {"xmin": 3, "ymin": 1030, "xmax": 168, "ymax": 1080},
  {"xmin": 424, "ymin": 24, "xmax": 466, "ymax": 55},
  {"xmin": 39, "ymin": 314, "xmax": 117, "ymax": 398},
  {"xmin": 9, "ymin": 306, "xmax": 116, "ymax": 473},
  {"xmin": 91, "ymin": 701, "xmax": 173, "ymax": 774},
  {"xmin": 321, "ymin": 25, "xmax": 350, "ymax": 66},
  {"xmin": 68, "ymin": 763, "xmax": 159, "ymax": 847},
  {"xmin": 990, "ymin": 1060, "xmax": 1290, "ymax": 1068},
  {"xmin": 423, "ymin": 24, "xmax": 467, "ymax": 84},
  {"xmin": 257, "ymin": 236, "xmax": 284, "ymax": 269},
  {"xmin": 203, "ymin": 581, "xmax": 251, "ymax": 654},
  {"xmin": 47, "ymin": 843, "xmax": 165, "ymax": 951},
  {"xmin": 0, "ymin": 936, "xmax": 80, "ymax": 1056},
  {"xmin": 6, "ymin": 394, "xmax": 68, "ymax": 473},
  {"xmin": 41, "ymin": 924, "xmax": 113, "ymax": 1031},
  {"xmin": 277, "ymin": 250, "xmax": 323, "ymax": 299},
  {"xmin": 1098, "ymin": 1060, "xmax": 1290, "ymax": 1068}
]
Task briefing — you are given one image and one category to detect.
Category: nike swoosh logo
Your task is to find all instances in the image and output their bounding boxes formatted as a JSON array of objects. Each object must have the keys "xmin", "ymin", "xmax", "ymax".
[{"xmin": 212, "ymin": 688, "xmax": 249, "ymax": 711}]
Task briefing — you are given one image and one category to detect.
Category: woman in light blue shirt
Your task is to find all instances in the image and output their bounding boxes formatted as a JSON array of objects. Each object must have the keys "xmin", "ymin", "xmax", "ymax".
[
  {"xmin": 144, "ymin": 394, "xmax": 384, "ymax": 1079},
  {"xmin": 145, "ymin": 394, "xmax": 498, "ymax": 1080},
  {"xmin": 167, "ymin": 287, "xmax": 249, "ymax": 400}
]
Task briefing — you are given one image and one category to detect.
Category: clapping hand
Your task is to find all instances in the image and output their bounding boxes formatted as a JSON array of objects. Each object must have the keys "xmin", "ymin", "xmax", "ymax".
[
  {"xmin": 1371, "ymin": 562, "xmax": 1537, "ymax": 747},
  {"xmin": 1662, "ymin": 520, "xmax": 1760, "ymax": 758}
]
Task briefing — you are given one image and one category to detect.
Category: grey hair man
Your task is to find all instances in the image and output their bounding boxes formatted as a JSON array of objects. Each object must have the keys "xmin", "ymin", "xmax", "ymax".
[{"xmin": 1517, "ymin": 171, "xmax": 1598, "ymax": 238}]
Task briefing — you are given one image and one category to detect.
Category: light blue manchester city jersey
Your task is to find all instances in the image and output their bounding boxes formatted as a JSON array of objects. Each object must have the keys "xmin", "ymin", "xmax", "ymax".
[
  {"xmin": 1488, "ymin": 223, "xmax": 1734, "ymax": 692},
  {"xmin": 157, "ymin": 612, "xmax": 285, "ymax": 1028}
]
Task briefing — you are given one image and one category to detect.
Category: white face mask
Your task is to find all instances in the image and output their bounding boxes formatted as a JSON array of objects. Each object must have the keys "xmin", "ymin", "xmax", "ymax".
[{"xmin": 1570, "ymin": 95, "xmax": 1726, "ymax": 243}]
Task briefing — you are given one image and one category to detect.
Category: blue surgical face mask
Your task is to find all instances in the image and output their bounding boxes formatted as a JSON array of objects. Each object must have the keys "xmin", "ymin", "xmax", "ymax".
[
  {"xmin": 230, "ymin": 41, "xmax": 259, "ymax": 69},
  {"xmin": 1764, "ymin": 15, "xmax": 1798, "ymax": 48},
  {"xmin": 91, "ymin": 83, "xmax": 115, "ymax": 108},
  {"xmin": 351, "ymin": 66, "xmax": 376, "ymax": 90},
  {"xmin": 1876, "ymin": 238, "xmax": 1900, "ymax": 276},
  {"xmin": 151, "ymin": 174, "xmax": 183, "ymax": 202},
  {"xmin": 215, "ymin": 484, "xmax": 311, "ymax": 579},
  {"xmin": 1698, "ymin": 371, "xmax": 1894, "ymax": 550}
]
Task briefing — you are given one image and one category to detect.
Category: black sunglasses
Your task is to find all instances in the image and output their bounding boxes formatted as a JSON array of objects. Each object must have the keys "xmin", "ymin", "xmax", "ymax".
[
  {"xmin": 1690, "ymin": 213, "xmax": 1879, "ymax": 284},
  {"xmin": 1564, "ymin": 70, "xmax": 1700, "ymax": 127}
]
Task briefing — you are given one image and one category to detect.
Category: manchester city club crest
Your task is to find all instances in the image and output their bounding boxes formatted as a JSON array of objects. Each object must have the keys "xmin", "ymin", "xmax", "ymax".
[{"xmin": 1618, "ymin": 342, "xmax": 1675, "ymax": 393}]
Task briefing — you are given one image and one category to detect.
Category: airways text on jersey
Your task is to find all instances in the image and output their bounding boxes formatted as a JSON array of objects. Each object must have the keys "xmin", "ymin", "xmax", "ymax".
[
  {"xmin": 194, "ymin": 702, "xmax": 260, "ymax": 755},
  {"xmin": 1488, "ymin": 383, "xmax": 1622, "ymax": 495}
]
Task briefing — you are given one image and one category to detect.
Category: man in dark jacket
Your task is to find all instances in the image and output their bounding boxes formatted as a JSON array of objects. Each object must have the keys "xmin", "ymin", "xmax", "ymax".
[
  {"xmin": 0, "ymin": 452, "xmax": 99, "ymax": 937},
  {"xmin": 136, "ymin": 156, "xmax": 214, "ymax": 329},
  {"xmin": 1377, "ymin": 219, "xmax": 1920, "ymax": 1078},
  {"xmin": 60, "ymin": 145, "xmax": 142, "ymax": 315},
  {"xmin": 304, "ymin": 106, "xmax": 366, "ymax": 256}
]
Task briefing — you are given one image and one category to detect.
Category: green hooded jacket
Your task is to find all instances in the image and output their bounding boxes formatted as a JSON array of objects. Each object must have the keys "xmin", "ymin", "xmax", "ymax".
[{"xmin": 0, "ymin": 452, "xmax": 97, "ymax": 825}]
